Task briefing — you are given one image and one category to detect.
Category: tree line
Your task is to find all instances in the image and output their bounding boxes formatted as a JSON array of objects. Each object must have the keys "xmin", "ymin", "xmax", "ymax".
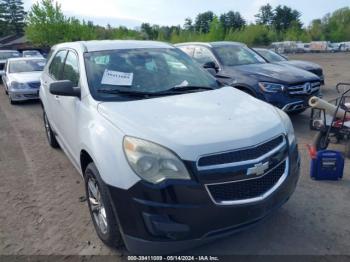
[{"xmin": 2, "ymin": 0, "xmax": 350, "ymax": 47}]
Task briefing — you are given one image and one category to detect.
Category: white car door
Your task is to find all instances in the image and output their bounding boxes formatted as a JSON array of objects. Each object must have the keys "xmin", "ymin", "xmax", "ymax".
[
  {"xmin": 41, "ymin": 49, "xmax": 68, "ymax": 134},
  {"xmin": 55, "ymin": 50, "xmax": 81, "ymax": 164}
]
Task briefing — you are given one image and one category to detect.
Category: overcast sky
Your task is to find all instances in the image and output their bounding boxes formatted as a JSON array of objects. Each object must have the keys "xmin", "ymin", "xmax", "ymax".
[{"xmin": 23, "ymin": 0, "xmax": 350, "ymax": 28}]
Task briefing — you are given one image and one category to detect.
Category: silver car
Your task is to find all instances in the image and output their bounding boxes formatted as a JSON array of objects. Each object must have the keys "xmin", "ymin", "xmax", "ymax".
[{"xmin": 2, "ymin": 57, "xmax": 46, "ymax": 104}]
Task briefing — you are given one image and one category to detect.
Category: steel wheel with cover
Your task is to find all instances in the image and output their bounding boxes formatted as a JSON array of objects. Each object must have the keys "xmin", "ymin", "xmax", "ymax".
[
  {"xmin": 314, "ymin": 131, "xmax": 329, "ymax": 151},
  {"xmin": 85, "ymin": 162, "xmax": 124, "ymax": 248},
  {"xmin": 43, "ymin": 110, "xmax": 60, "ymax": 148}
]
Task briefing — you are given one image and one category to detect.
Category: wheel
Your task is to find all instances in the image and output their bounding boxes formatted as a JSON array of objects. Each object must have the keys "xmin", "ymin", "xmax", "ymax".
[
  {"xmin": 314, "ymin": 131, "xmax": 329, "ymax": 151},
  {"xmin": 9, "ymin": 95, "xmax": 17, "ymax": 105},
  {"xmin": 85, "ymin": 162, "xmax": 124, "ymax": 248},
  {"xmin": 288, "ymin": 108, "xmax": 307, "ymax": 115},
  {"xmin": 236, "ymin": 87, "xmax": 256, "ymax": 97},
  {"xmin": 345, "ymin": 141, "xmax": 350, "ymax": 159},
  {"xmin": 43, "ymin": 111, "xmax": 60, "ymax": 148}
]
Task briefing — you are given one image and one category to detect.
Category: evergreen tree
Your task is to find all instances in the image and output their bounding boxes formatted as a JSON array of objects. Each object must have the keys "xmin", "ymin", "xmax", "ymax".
[
  {"xmin": 2, "ymin": 0, "xmax": 26, "ymax": 34},
  {"xmin": 0, "ymin": 1, "xmax": 7, "ymax": 36}
]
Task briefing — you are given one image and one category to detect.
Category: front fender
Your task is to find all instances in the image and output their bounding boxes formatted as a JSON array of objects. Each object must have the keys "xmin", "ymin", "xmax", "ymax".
[{"xmin": 79, "ymin": 107, "xmax": 141, "ymax": 190}]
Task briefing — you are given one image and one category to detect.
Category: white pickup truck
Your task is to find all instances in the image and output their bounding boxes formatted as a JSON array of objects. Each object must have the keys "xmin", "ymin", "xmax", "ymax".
[{"xmin": 39, "ymin": 40, "xmax": 300, "ymax": 254}]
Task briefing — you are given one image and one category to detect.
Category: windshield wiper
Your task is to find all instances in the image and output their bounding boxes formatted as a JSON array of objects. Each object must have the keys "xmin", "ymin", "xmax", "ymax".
[
  {"xmin": 97, "ymin": 88, "xmax": 174, "ymax": 97},
  {"xmin": 166, "ymin": 85, "xmax": 216, "ymax": 92},
  {"xmin": 97, "ymin": 85, "xmax": 216, "ymax": 98}
]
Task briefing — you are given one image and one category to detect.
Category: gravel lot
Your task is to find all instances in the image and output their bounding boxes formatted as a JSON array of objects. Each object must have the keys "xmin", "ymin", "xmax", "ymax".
[{"xmin": 0, "ymin": 53, "xmax": 350, "ymax": 256}]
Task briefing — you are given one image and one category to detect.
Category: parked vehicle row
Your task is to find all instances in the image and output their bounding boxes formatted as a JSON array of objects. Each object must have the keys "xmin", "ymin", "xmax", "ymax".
[
  {"xmin": 270, "ymin": 41, "xmax": 350, "ymax": 54},
  {"xmin": 2, "ymin": 40, "xmax": 326, "ymax": 254}
]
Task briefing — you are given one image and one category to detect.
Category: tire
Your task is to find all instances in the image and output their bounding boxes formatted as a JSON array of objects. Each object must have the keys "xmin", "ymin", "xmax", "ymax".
[
  {"xmin": 288, "ymin": 108, "xmax": 307, "ymax": 115},
  {"xmin": 345, "ymin": 141, "xmax": 350, "ymax": 159},
  {"xmin": 85, "ymin": 163, "xmax": 124, "ymax": 248},
  {"xmin": 9, "ymin": 95, "xmax": 17, "ymax": 105},
  {"xmin": 236, "ymin": 87, "xmax": 256, "ymax": 97},
  {"xmin": 43, "ymin": 111, "xmax": 60, "ymax": 148},
  {"xmin": 314, "ymin": 131, "xmax": 329, "ymax": 151}
]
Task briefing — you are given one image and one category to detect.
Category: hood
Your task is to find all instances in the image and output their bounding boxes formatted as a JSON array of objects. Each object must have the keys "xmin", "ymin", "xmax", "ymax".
[
  {"xmin": 222, "ymin": 63, "xmax": 320, "ymax": 85},
  {"xmin": 8, "ymin": 71, "xmax": 42, "ymax": 83},
  {"xmin": 277, "ymin": 60, "xmax": 321, "ymax": 71},
  {"xmin": 97, "ymin": 86, "xmax": 286, "ymax": 160}
]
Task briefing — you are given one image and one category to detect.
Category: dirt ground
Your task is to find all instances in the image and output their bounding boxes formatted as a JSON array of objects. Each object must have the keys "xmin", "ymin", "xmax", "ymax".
[{"xmin": 0, "ymin": 53, "xmax": 350, "ymax": 257}]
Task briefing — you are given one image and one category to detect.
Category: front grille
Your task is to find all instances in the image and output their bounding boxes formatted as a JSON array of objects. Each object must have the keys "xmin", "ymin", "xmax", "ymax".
[
  {"xmin": 288, "ymin": 81, "xmax": 320, "ymax": 95},
  {"xmin": 198, "ymin": 135, "xmax": 284, "ymax": 167},
  {"xmin": 206, "ymin": 160, "xmax": 287, "ymax": 203},
  {"xmin": 28, "ymin": 82, "xmax": 40, "ymax": 89},
  {"xmin": 24, "ymin": 94, "xmax": 39, "ymax": 98}
]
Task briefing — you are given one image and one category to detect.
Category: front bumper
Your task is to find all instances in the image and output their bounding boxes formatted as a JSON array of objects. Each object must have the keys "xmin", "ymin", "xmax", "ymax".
[
  {"xmin": 106, "ymin": 143, "xmax": 300, "ymax": 254},
  {"xmin": 8, "ymin": 89, "xmax": 40, "ymax": 101},
  {"xmin": 262, "ymin": 90, "xmax": 322, "ymax": 113}
]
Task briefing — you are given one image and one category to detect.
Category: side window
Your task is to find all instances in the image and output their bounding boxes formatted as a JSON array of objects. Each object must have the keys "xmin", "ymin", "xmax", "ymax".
[
  {"xmin": 179, "ymin": 46, "xmax": 195, "ymax": 57},
  {"xmin": 49, "ymin": 50, "xmax": 67, "ymax": 80},
  {"xmin": 62, "ymin": 51, "xmax": 80, "ymax": 87},
  {"xmin": 193, "ymin": 47, "xmax": 216, "ymax": 65}
]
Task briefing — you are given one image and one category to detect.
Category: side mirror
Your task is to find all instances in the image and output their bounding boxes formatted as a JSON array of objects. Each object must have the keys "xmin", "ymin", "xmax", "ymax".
[
  {"xmin": 49, "ymin": 80, "xmax": 80, "ymax": 98},
  {"xmin": 203, "ymin": 61, "xmax": 218, "ymax": 76},
  {"xmin": 203, "ymin": 61, "xmax": 218, "ymax": 70}
]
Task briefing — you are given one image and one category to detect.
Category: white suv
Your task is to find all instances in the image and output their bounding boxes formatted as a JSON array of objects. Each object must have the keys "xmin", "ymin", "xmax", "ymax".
[{"xmin": 40, "ymin": 40, "xmax": 300, "ymax": 254}]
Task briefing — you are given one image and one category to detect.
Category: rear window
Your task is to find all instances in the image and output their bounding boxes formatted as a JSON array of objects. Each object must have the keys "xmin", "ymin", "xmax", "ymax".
[
  {"xmin": 9, "ymin": 59, "xmax": 46, "ymax": 73},
  {"xmin": 0, "ymin": 51, "xmax": 21, "ymax": 60}
]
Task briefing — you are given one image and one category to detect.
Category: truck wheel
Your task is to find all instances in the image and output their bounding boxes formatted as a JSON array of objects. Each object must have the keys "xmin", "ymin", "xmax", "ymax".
[
  {"xmin": 43, "ymin": 111, "xmax": 60, "ymax": 148},
  {"xmin": 85, "ymin": 163, "xmax": 124, "ymax": 248},
  {"xmin": 315, "ymin": 131, "xmax": 329, "ymax": 151}
]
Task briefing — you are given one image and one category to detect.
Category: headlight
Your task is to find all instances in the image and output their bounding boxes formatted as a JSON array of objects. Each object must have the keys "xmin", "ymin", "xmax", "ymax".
[
  {"xmin": 275, "ymin": 109, "xmax": 295, "ymax": 145},
  {"xmin": 123, "ymin": 136, "xmax": 191, "ymax": 184},
  {"xmin": 259, "ymin": 82, "xmax": 285, "ymax": 93},
  {"xmin": 11, "ymin": 81, "xmax": 28, "ymax": 89}
]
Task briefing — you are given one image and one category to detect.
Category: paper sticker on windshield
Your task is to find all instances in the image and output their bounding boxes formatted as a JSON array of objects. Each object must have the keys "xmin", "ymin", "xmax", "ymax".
[{"xmin": 101, "ymin": 69, "xmax": 133, "ymax": 86}]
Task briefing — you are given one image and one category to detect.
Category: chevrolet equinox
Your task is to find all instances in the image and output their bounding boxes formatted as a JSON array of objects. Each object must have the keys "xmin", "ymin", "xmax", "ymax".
[{"xmin": 40, "ymin": 40, "xmax": 300, "ymax": 254}]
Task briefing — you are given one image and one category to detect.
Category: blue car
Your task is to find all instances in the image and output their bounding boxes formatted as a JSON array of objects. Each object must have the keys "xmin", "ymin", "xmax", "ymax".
[{"xmin": 176, "ymin": 41, "xmax": 322, "ymax": 114}]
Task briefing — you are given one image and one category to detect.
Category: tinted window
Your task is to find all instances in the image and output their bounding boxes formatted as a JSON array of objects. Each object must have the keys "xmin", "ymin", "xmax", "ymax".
[
  {"xmin": 49, "ymin": 50, "xmax": 67, "ymax": 80},
  {"xmin": 214, "ymin": 45, "xmax": 266, "ymax": 66},
  {"xmin": 84, "ymin": 48, "xmax": 219, "ymax": 97},
  {"xmin": 193, "ymin": 47, "xmax": 216, "ymax": 65},
  {"xmin": 9, "ymin": 59, "xmax": 46, "ymax": 73},
  {"xmin": 62, "ymin": 51, "xmax": 80, "ymax": 86}
]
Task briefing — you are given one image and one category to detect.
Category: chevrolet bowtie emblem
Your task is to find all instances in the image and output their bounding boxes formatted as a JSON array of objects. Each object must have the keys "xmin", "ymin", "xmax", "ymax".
[{"xmin": 247, "ymin": 162, "xmax": 269, "ymax": 176}]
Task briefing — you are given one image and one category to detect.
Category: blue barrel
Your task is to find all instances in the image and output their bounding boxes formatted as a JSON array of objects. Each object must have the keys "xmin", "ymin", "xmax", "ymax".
[{"xmin": 310, "ymin": 150, "xmax": 344, "ymax": 180}]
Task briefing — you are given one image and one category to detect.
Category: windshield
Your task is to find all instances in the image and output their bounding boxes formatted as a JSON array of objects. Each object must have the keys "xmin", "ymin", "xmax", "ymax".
[
  {"xmin": 256, "ymin": 49, "xmax": 287, "ymax": 62},
  {"xmin": 0, "ymin": 51, "xmax": 21, "ymax": 60},
  {"xmin": 84, "ymin": 48, "xmax": 219, "ymax": 99},
  {"xmin": 23, "ymin": 50, "xmax": 41, "ymax": 57},
  {"xmin": 213, "ymin": 45, "xmax": 266, "ymax": 66},
  {"xmin": 9, "ymin": 59, "xmax": 46, "ymax": 73}
]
